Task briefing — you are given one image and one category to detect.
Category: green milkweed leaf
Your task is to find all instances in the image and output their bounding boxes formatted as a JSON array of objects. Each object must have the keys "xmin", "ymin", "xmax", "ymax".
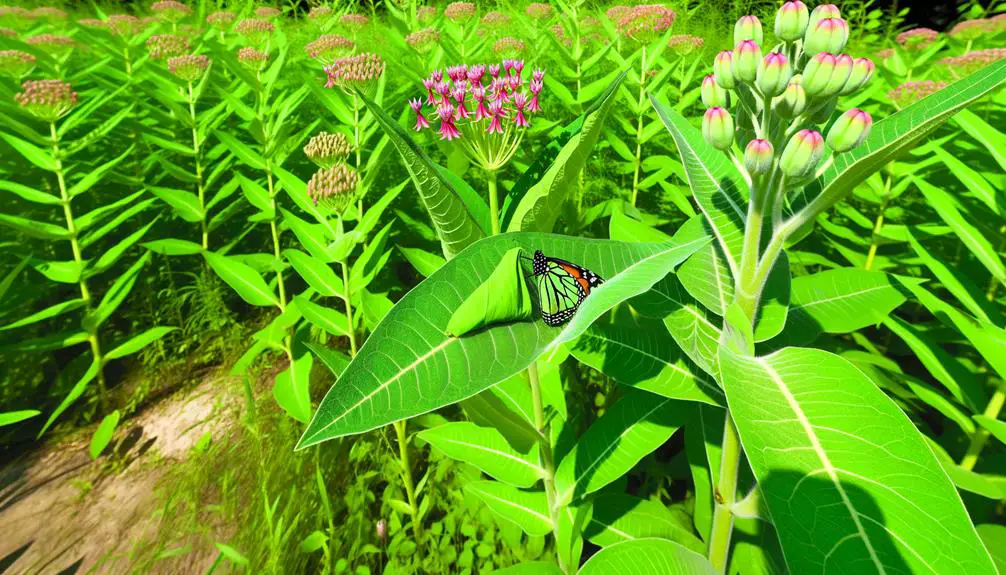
[
  {"xmin": 578, "ymin": 538, "xmax": 716, "ymax": 575},
  {"xmin": 719, "ymin": 346, "xmax": 997, "ymax": 575},
  {"xmin": 204, "ymin": 251, "xmax": 280, "ymax": 308},
  {"xmin": 284, "ymin": 249, "xmax": 344, "ymax": 299},
  {"xmin": 584, "ymin": 494, "xmax": 705, "ymax": 553},
  {"xmin": 39, "ymin": 358, "xmax": 99, "ymax": 437},
  {"xmin": 296, "ymin": 296, "xmax": 350, "ymax": 337},
  {"xmin": 274, "ymin": 351, "xmax": 313, "ymax": 424},
  {"xmin": 419, "ymin": 422, "xmax": 544, "ymax": 488},
  {"xmin": 0, "ymin": 214, "xmax": 69, "ymax": 240},
  {"xmin": 0, "ymin": 132, "xmax": 57, "ymax": 171},
  {"xmin": 0, "ymin": 410, "xmax": 41, "ymax": 427},
  {"xmin": 0, "ymin": 298, "xmax": 86, "ymax": 332},
  {"xmin": 0, "ymin": 180, "xmax": 60, "ymax": 205},
  {"xmin": 398, "ymin": 246, "xmax": 446, "ymax": 278},
  {"xmin": 149, "ymin": 186, "xmax": 204, "ymax": 223},
  {"xmin": 89, "ymin": 410, "xmax": 120, "ymax": 460},
  {"xmin": 464, "ymin": 480, "xmax": 552, "ymax": 536},
  {"xmin": 142, "ymin": 238, "xmax": 204, "ymax": 256},
  {"xmin": 105, "ymin": 327, "xmax": 177, "ymax": 360},
  {"xmin": 445, "ymin": 248, "xmax": 533, "ymax": 337},
  {"xmin": 298, "ymin": 231, "xmax": 706, "ymax": 448},
  {"xmin": 84, "ymin": 253, "xmax": 150, "ymax": 331}
]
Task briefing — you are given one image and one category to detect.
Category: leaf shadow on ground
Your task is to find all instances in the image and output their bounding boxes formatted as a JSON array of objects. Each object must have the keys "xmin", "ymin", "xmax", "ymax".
[{"xmin": 760, "ymin": 470, "xmax": 913, "ymax": 573}]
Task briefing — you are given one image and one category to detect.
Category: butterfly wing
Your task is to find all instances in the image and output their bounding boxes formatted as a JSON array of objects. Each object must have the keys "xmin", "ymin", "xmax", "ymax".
[{"xmin": 536, "ymin": 259, "xmax": 585, "ymax": 327}]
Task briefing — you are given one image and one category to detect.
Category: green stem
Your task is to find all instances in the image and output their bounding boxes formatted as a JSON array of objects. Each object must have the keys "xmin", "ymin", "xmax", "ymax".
[
  {"xmin": 341, "ymin": 258, "xmax": 357, "ymax": 355},
  {"xmin": 188, "ymin": 82, "xmax": 208, "ymax": 249},
  {"xmin": 959, "ymin": 385, "xmax": 1005, "ymax": 471},
  {"xmin": 393, "ymin": 419, "xmax": 423, "ymax": 537},
  {"xmin": 353, "ymin": 92, "xmax": 363, "ymax": 217},
  {"xmin": 52, "ymin": 121, "xmax": 106, "ymax": 404},
  {"xmin": 630, "ymin": 45, "xmax": 648, "ymax": 208},
  {"xmin": 708, "ymin": 414, "xmax": 742, "ymax": 573},
  {"xmin": 529, "ymin": 362, "xmax": 566, "ymax": 573},
  {"xmin": 266, "ymin": 166, "xmax": 287, "ymax": 310},
  {"xmin": 488, "ymin": 169, "xmax": 501, "ymax": 235}
]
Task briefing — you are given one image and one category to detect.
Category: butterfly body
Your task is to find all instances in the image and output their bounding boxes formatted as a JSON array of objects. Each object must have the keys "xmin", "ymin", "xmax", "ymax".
[{"xmin": 530, "ymin": 249, "xmax": 603, "ymax": 326}]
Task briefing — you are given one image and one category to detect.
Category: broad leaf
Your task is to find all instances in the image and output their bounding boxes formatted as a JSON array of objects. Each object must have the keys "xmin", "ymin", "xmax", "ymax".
[
  {"xmin": 465, "ymin": 480, "xmax": 552, "ymax": 537},
  {"xmin": 720, "ymin": 346, "xmax": 996, "ymax": 575},
  {"xmin": 296, "ymin": 296, "xmax": 350, "ymax": 337},
  {"xmin": 584, "ymin": 494, "xmax": 705, "ymax": 553},
  {"xmin": 142, "ymin": 238, "xmax": 204, "ymax": 256},
  {"xmin": 90, "ymin": 410, "xmax": 120, "ymax": 460},
  {"xmin": 284, "ymin": 249, "xmax": 344, "ymax": 298},
  {"xmin": 0, "ymin": 410, "xmax": 41, "ymax": 427},
  {"xmin": 578, "ymin": 538, "xmax": 717, "ymax": 575},
  {"xmin": 398, "ymin": 246, "xmax": 446, "ymax": 278},
  {"xmin": 149, "ymin": 186, "xmax": 204, "ymax": 223},
  {"xmin": 554, "ymin": 390, "xmax": 687, "ymax": 505},
  {"xmin": 298, "ymin": 232, "xmax": 706, "ymax": 448},
  {"xmin": 204, "ymin": 251, "xmax": 280, "ymax": 308},
  {"xmin": 274, "ymin": 351, "xmax": 313, "ymax": 423},
  {"xmin": 105, "ymin": 327, "xmax": 177, "ymax": 360},
  {"xmin": 419, "ymin": 422, "xmax": 544, "ymax": 488}
]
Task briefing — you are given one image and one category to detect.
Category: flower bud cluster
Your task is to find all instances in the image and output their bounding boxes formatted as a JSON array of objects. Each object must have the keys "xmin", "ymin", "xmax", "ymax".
[
  {"xmin": 206, "ymin": 11, "xmax": 235, "ymax": 28},
  {"xmin": 307, "ymin": 163, "xmax": 359, "ymax": 214},
  {"xmin": 445, "ymin": 2, "xmax": 475, "ymax": 23},
  {"xmin": 896, "ymin": 27, "xmax": 939, "ymax": 50},
  {"xmin": 237, "ymin": 47, "xmax": 268, "ymax": 70},
  {"xmin": 339, "ymin": 13, "xmax": 368, "ymax": 30},
  {"xmin": 304, "ymin": 131, "xmax": 352, "ymax": 169},
  {"xmin": 0, "ymin": 50, "xmax": 36, "ymax": 78},
  {"xmin": 887, "ymin": 80, "xmax": 947, "ymax": 108},
  {"xmin": 551, "ymin": 16, "xmax": 604, "ymax": 48},
  {"xmin": 415, "ymin": 7, "xmax": 436, "ymax": 23},
  {"xmin": 949, "ymin": 18, "xmax": 1000, "ymax": 42},
  {"xmin": 151, "ymin": 0, "xmax": 190, "ymax": 22},
  {"xmin": 702, "ymin": 4, "xmax": 875, "ymax": 186},
  {"xmin": 0, "ymin": 6, "xmax": 31, "ymax": 29},
  {"xmin": 305, "ymin": 34, "xmax": 354, "ymax": 61},
  {"xmin": 15, "ymin": 79, "xmax": 77, "ymax": 121},
  {"xmin": 938, "ymin": 48, "xmax": 1006, "ymax": 79},
  {"xmin": 0, "ymin": 27, "xmax": 16, "ymax": 38},
  {"xmin": 168, "ymin": 54, "xmax": 210, "ymax": 82},
  {"xmin": 235, "ymin": 18, "xmax": 275, "ymax": 43},
  {"xmin": 526, "ymin": 3, "xmax": 553, "ymax": 21},
  {"xmin": 26, "ymin": 34, "xmax": 75, "ymax": 59},
  {"xmin": 481, "ymin": 11, "xmax": 510, "ymax": 32},
  {"xmin": 324, "ymin": 53, "xmax": 385, "ymax": 96},
  {"xmin": 612, "ymin": 4, "xmax": 676, "ymax": 43},
  {"xmin": 255, "ymin": 7, "xmax": 281, "ymax": 19},
  {"xmin": 667, "ymin": 34, "xmax": 704, "ymax": 56},
  {"xmin": 308, "ymin": 6, "xmax": 332, "ymax": 21},
  {"xmin": 32, "ymin": 7, "xmax": 66, "ymax": 20},
  {"xmin": 493, "ymin": 36, "xmax": 526, "ymax": 56},
  {"xmin": 406, "ymin": 28, "xmax": 440, "ymax": 54},
  {"xmin": 146, "ymin": 34, "xmax": 189, "ymax": 60}
]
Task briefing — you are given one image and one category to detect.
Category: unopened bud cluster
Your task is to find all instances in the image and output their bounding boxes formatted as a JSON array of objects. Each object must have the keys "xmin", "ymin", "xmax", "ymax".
[
  {"xmin": 703, "ymin": 3, "xmax": 874, "ymax": 183},
  {"xmin": 32, "ymin": 7, "xmax": 66, "ymax": 20},
  {"xmin": 206, "ymin": 11, "xmax": 235, "ymax": 28},
  {"xmin": 255, "ymin": 7, "xmax": 281, "ymax": 19},
  {"xmin": 151, "ymin": 0, "xmax": 190, "ymax": 22},
  {"xmin": 339, "ymin": 13, "xmax": 369, "ymax": 30},
  {"xmin": 1, "ymin": 49, "xmax": 36, "ymax": 78},
  {"xmin": 235, "ymin": 18, "xmax": 275, "ymax": 44},
  {"xmin": 667, "ymin": 34, "xmax": 704, "ymax": 56},
  {"xmin": 26, "ymin": 34, "xmax": 75, "ymax": 59},
  {"xmin": 526, "ymin": 3, "xmax": 553, "ymax": 21},
  {"xmin": 323, "ymin": 53, "xmax": 385, "ymax": 96},
  {"xmin": 308, "ymin": 6, "xmax": 332, "ymax": 21},
  {"xmin": 896, "ymin": 28, "xmax": 939, "ymax": 50},
  {"xmin": 147, "ymin": 34, "xmax": 189, "ymax": 60},
  {"xmin": 887, "ymin": 80, "xmax": 947, "ymax": 108},
  {"xmin": 304, "ymin": 131, "xmax": 352, "ymax": 169},
  {"xmin": 406, "ymin": 28, "xmax": 440, "ymax": 54},
  {"xmin": 611, "ymin": 4, "xmax": 676, "ymax": 42},
  {"xmin": 167, "ymin": 54, "xmax": 210, "ymax": 82},
  {"xmin": 445, "ymin": 2, "xmax": 475, "ymax": 23},
  {"xmin": 305, "ymin": 34, "xmax": 354, "ymax": 61},
  {"xmin": 481, "ymin": 11, "xmax": 510, "ymax": 32},
  {"xmin": 15, "ymin": 79, "xmax": 77, "ymax": 122},
  {"xmin": 106, "ymin": 14, "xmax": 142, "ymax": 37},
  {"xmin": 237, "ymin": 47, "xmax": 268, "ymax": 70},
  {"xmin": 939, "ymin": 49, "xmax": 1006, "ymax": 79},
  {"xmin": 307, "ymin": 162, "xmax": 359, "ymax": 214},
  {"xmin": 493, "ymin": 37, "xmax": 526, "ymax": 56},
  {"xmin": 418, "ymin": 6, "xmax": 438, "ymax": 23}
]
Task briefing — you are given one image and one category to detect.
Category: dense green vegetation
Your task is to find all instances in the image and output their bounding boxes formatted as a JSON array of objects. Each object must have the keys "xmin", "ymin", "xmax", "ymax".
[{"xmin": 1, "ymin": 0, "xmax": 1005, "ymax": 573}]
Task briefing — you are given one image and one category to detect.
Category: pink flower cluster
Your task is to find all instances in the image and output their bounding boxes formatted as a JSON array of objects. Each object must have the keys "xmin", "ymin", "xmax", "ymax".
[
  {"xmin": 445, "ymin": 2, "xmax": 475, "ymax": 22},
  {"xmin": 526, "ymin": 3, "xmax": 553, "ymax": 20},
  {"xmin": 16, "ymin": 79, "xmax": 77, "ymax": 121},
  {"xmin": 896, "ymin": 27, "xmax": 938, "ymax": 49},
  {"xmin": 613, "ymin": 4, "xmax": 676, "ymax": 41},
  {"xmin": 493, "ymin": 36, "xmax": 526, "ymax": 56},
  {"xmin": 0, "ymin": 49, "xmax": 35, "ymax": 78},
  {"xmin": 255, "ymin": 7, "xmax": 281, "ymax": 18},
  {"xmin": 238, "ymin": 47, "xmax": 268, "ymax": 69},
  {"xmin": 340, "ymin": 13, "xmax": 369, "ymax": 29},
  {"xmin": 406, "ymin": 28, "xmax": 440, "ymax": 53},
  {"xmin": 939, "ymin": 48, "xmax": 1006, "ymax": 79},
  {"xmin": 0, "ymin": 27, "xmax": 16, "ymax": 38},
  {"xmin": 411, "ymin": 60, "xmax": 545, "ymax": 140},
  {"xmin": 32, "ymin": 6, "xmax": 66, "ymax": 20},
  {"xmin": 667, "ymin": 34, "xmax": 704, "ymax": 55},
  {"xmin": 107, "ymin": 14, "xmax": 142, "ymax": 36},
  {"xmin": 151, "ymin": 0, "xmax": 190, "ymax": 21},
  {"xmin": 235, "ymin": 18, "xmax": 275, "ymax": 38},
  {"xmin": 949, "ymin": 17, "xmax": 1005, "ymax": 41},
  {"xmin": 888, "ymin": 80, "xmax": 947, "ymax": 107},
  {"xmin": 481, "ymin": 11, "xmax": 510, "ymax": 29},
  {"xmin": 307, "ymin": 163, "xmax": 358, "ymax": 213},
  {"xmin": 308, "ymin": 6, "xmax": 332, "ymax": 20},
  {"xmin": 305, "ymin": 34, "xmax": 354, "ymax": 60},
  {"xmin": 418, "ymin": 6, "xmax": 438, "ymax": 23},
  {"xmin": 323, "ymin": 53, "xmax": 385, "ymax": 91},
  {"xmin": 167, "ymin": 54, "xmax": 210, "ymax": 82},
  {"xmin": 207, "ymin": 11, "xmax": 235, "ymax": 27},
  {"xmin": 146, "ymin": 34, "xmax": 189, "ymax": 60}
]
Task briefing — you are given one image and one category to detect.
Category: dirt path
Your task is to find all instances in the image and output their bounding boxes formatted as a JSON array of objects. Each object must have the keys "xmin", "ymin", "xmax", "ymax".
[{"xmin": 0, "ymin": 374, "xmax": 231, "ymax": 575}]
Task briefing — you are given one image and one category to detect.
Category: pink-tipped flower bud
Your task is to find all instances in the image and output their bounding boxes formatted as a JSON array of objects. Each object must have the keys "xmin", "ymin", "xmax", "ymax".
[
  {"xmin": 804, "ymin": 18, "xmax": 848, "ymax": 56},
  {"xmin": 15, "ymin": 79, "xmax": 77, "ymax": 122},
  {"xmin": 237, "ymin": 47, "xmax": 268, "ymax": 70},
  {"xmin": 307, "ymin": 164, "xmax": 359, "ymax": 214},
  {"xmin": 702, "ymin": 107, "xmax": 735, "ymax": 151},
  {"xmin": 732, "ymin": 40, "xmax": 761, "ymax": 83},
  {"xmin": 779, "ymin": 129, "xmax": 824, "ymax": 178},
  {"xmin": 713, "ymin": 50, "xmax": 736, "ymax": 89},
  {"xmin": 775, "ymin": 1, "xmax": 810, "ymax": 42},
  {"xmin": 167, "ymin": 54, "xmax": 210, "ymax": 83},
  {"xmin": 839, "ymin": 57, "xmax": 874, "ymax": 95},
  {"xmin": 802, "ymin": 52, "xmax": 837, "ymax": 97},
  {"xmin": 756, "ymin": 52, "xmax": 791, "ymax": 97},
  {"xmin": 808, "ymin": 4, "xmax": 842, "ymax": 29},
  {"xmin": 776, "ymin": 77, "xmax": 807, "ymax": 118},
  {"xmin": 823, "ymin": 54, "xmax": 854, "ymax": 96},
  {"xmin": 744, "ymin": 138, "xmax": 774, "ymax": 175},
  {"xmin": 304, "ymin": 131, "xmax": 352, "ymax": 167},
  {"xmin": 701, "ymin": 75, "xmax": 730, "ymax": 108},
  {"xmin": 734, "ymin": 15, "xmax": 763, "ymax": 46},
  {"xmin": 826, "ymin": 108, "xmax": 871, "ymax": 152}
]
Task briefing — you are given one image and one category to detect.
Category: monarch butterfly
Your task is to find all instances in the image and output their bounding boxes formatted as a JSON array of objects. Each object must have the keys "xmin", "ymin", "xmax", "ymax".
[{"xmin": 525, "ymin": 250, "xmax": 604, "ymax": 326}]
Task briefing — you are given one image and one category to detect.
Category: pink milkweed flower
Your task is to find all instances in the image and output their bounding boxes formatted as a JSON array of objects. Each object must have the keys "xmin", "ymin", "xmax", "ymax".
[
  {"xmin": 435, "ymin": 80, "xmax": 451, "ymax": 104},
  {"xmin": 489, "ymin": 64, "xmax": 500, "ymax": 78},
  {"xmin": 472, "ymin": 85, "xmax": 491, "ymax": 120},
  {"xmin": 533, "ymin": 68, "xmax": 545, "ymax": 82},
  {"xmin": 528, "ymin": 79, "xmax": 543, "ymax": 113},
  {"xmin": 503, "ymin": 58, "xmax": 514, "ymax": 74},
  {"xmin": 512, "ymin": 92, "xmax": 530, "ymax": 127},
  {"xmin": 451, "ymin": 85, "xmax": 470, "ymax": 119},
  {"xmin": 486, "ymin": 99, "xmax": 505, "ymax": 134},
  {"xmin": 468, "ymin": 64, "xmax": 485, "ymax": 86},
  {"xmin": 431, "ymin": 69, "xmax": 443, "ymax": 82},
  {"xmin": 512, "ymin": 59, "xmax": 525, "ymax": 77},
  {"xmin": 491, "ymin": 77, "xmax": 510, "ymax": 102},
  {"xmin": 448, "ymin": 64, "xmax": 468, "ymax": 83},
  {"xmin": 409, "ymin": 98, "xmax": 429, "ymax": 131},
  {"xmin": 437, "ymin": 103, "xmax": 461, "ymax": 140},
  {"xmin": 508, "ymin": 73, "xmax": 522, "ymax": 91},
  {"xmin": 423, "ymin": 77, "xmax": 437, "ymax": 104}
]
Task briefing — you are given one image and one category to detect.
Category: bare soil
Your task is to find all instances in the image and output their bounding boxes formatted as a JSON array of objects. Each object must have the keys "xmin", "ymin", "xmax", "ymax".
[{"xmin": 0, "ymin": 373, "xmax": 233, "ymax": 575}]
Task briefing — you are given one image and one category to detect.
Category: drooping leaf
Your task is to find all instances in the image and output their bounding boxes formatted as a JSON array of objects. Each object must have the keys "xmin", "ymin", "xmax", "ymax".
[
  {"xmin": 719, "ymin": 346, "xmax": 997, "ymax": 575},
  {"xmin": 298, "ymin": 232, "xmax": 706, "ymax": 448},
  {"xmin": 465, "ymin": 480, "xmax": 552, "ymax": 537},
  {"xmin": 578, "ymin": 538, "xmax": 717, "ymax": 575},
  {"xmin": 398, "ymin": 246, "xmax": 446, "ymax": 278},
  {"xmin": 419, "ymin": 422, "xmax": 544, "ymax": 488},
  {"xmin": 149, "ymin": 186, "xmax": 204, "ymax": 223},
  {"xmin": 39, "ymin": 358, "xmax": 100, "ymax": 436},
  {"xmin": 296, "ymin": 296, "xmax": 350, "ymax": 337},
  {"xmin": 584, "ymin": 494, "xmax": 705, "ymax": 553},
  {"xmin": 274, "ymin": 351, "xmax": 313, "ymax": 424},
  {"xmin": 204, "ymin": 251, "xmax": 280, "ymax": 308}
]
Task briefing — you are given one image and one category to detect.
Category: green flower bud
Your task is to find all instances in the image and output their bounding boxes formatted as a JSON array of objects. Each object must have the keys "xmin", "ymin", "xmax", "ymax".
[
  {"xmin": 775, "ymin": 1, "xmax": 810, "ymax": 42},
  {"xmin": 713, "ymin": 50, "xmax": 736, "ymax": 89},
  {"xmin": 839, "ymin": 57, "xmax": 874, "ymax": 95},
  {"xmin": 744, "ymin": 138, "xmax": 774, "ymax": 175},
  {"xmin": 823, "ymin": 54, "xmax": 854, "ymax": 96},
  {"xmin": 808, "ymin": 4, "xmax": 841, "ymax": 30},
  {"xmin": 701, "ymin": 74, "xmax": 730, "ymax": 108},
  {"xmin": 734, "ymin": 15, "xmax": 763, "ymax": 46},
  {"xmin": 702, "ymin": 107, "xmax": 734, "ymax": 151},
  {"xmin": 779, "ymin": 129, "xmax": 824, "ymax": 178},
  {"xmin": 804, "ymin": 17, "xmax": 849, "ymax": 56},
  {"xmin": 732, "ymin": 40, "xmax": 761, "ymax": 83},
  {"xmin": 756, "ymin": 52, "xmax": 792, "ymax": 97},
  {"xmin": 776, "ymin": 76, "xmax": 807, "ymax": 118},
  {"xmin": 826, "ymin": 108, "xmax": 872, "ymax": 152},
  {"xmin": 802, "ymin": 52, "xmax": 837, "ymax": 97}
]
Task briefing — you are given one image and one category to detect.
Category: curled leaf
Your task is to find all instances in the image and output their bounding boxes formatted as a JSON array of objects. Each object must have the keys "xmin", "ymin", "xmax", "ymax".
[{"xmin": 446, "ymin": 248, "xmax": 532, "ymax": 336}]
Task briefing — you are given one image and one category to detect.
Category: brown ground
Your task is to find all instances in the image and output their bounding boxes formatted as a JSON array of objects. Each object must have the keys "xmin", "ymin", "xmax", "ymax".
[{"xmin": 0, "ymin": 374, "xmax": 232, "ymax": 575}]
